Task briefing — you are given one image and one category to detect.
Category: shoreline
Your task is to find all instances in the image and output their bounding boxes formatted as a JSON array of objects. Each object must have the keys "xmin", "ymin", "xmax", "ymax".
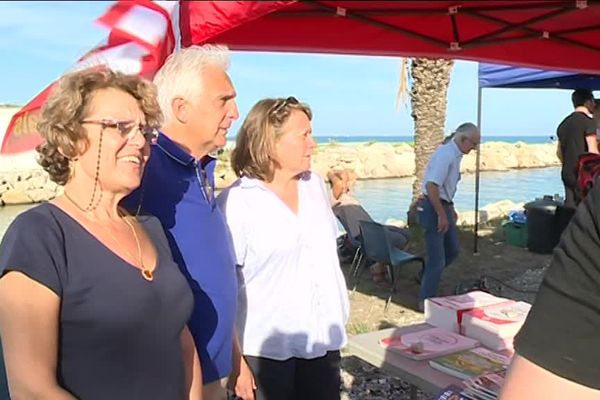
[
  {"xmin": 1, "ymin": 141, "xmax": 560, "ymax": 206},
  {"xmin": 1, "ymin": 106, "xmax": 560, "ymax": 206}
]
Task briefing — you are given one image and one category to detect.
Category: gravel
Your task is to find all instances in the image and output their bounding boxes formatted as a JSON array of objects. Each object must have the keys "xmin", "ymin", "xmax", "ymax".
[{"xmin": 341, "ymin": 356, "xmax": 429, "ymax": 400}]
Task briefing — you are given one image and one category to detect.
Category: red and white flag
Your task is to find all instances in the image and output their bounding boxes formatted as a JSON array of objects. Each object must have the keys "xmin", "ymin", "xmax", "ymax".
[{"xmin": 1, "ymin": 0, "xmax": 180, "ymax": 154}]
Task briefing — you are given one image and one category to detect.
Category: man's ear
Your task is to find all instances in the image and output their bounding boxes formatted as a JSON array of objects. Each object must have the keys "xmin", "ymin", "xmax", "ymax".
[{"xmin": 171, "ymin": 97, "xmax": 188, "ymax": 124}]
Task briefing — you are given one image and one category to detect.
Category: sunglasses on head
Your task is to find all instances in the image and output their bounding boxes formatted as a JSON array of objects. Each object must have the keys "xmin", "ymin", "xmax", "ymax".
[
  {"xmin": 81, "ymin": 119, "xmax": 159, "ymax": 144},
  {"xmin": 268, "ymin": 96, "xmax": 299, "ymax": 117}
]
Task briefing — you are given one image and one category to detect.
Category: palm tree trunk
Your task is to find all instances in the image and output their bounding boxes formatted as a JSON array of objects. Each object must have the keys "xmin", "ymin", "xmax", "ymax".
[{"xmin": 407, "ymin": 58, "xmax": 454, "ymax": 226}]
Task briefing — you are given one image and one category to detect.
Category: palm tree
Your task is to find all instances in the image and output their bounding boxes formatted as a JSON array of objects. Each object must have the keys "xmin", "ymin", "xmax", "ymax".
[{"xmin": 407, "ymin": 57, "xmax": 454, "ymax": 225}]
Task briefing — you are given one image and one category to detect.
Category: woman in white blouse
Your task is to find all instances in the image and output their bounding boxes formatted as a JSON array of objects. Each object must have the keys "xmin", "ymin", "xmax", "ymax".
[{"xmin": 217, "ymin": 97, "xmax": 349, "ymax": 400}]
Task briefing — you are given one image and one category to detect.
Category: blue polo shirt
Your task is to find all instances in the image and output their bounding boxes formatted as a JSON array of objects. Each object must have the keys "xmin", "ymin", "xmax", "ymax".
[{"xmin": 124, "ymin": 133, "xmax": 237, "ymax": 383}]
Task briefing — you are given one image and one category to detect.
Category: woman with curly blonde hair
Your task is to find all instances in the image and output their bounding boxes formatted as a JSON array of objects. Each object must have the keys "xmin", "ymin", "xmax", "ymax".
[{"xmin": 0, "ymin": 68, "xmax": 200, "ymax": 399}]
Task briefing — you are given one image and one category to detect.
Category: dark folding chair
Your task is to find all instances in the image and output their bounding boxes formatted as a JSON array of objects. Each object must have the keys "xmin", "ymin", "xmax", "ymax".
[
  {"xmin": 333, "ymin": 204, "xmax": 373, "ymax": 273},
  {"xmin": 354, "ymin": 220, "xmax": 424, "ymax": 311}
]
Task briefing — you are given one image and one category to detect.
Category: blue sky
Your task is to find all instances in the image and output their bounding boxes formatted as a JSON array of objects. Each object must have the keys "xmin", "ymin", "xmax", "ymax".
[{"xmin": 0, "ymin": 1, "xmax": 586, "ymax": 137}]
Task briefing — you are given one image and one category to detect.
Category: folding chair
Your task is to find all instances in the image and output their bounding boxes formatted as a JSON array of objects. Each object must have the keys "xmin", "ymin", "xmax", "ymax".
[
  {"xmin": 333, "ymin": 204, "xmax": 373, "ymax": 273},
  {"xmin": 354, "ymin": 220, "xmax": 425, "ymax": 311}
]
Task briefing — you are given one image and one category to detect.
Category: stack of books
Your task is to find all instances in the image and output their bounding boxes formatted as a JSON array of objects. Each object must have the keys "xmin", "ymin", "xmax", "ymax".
[
  {"xmin": 424, "ymin": 291, "xmax": 508, "ymax": 333},
  {"xmin": 434, "ymin": 369, "xmax": 507, "ymax": 400},
  {"xmin": 462, "ymin": 369, "xmax": 506, "ymax": 400},
  {"xmin": 429, "ymin": 347, "xmax": 511, "ymax": 380},
  {"xmin": 379, "ymin": 326, "xmax": 479, "ymax": 360},
  {"xmin": 462, "ymin": 301, "xmax": 531, "ymax": 351}
]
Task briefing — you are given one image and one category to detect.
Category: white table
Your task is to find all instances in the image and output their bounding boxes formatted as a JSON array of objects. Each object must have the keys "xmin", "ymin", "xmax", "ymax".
[{"xmin": 346, "ymin": 323, "xmax": 462, "ymax": 400}]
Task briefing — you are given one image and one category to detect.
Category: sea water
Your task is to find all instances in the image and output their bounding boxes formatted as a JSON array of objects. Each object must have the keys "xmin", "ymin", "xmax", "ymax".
[
  {"xmin": 313, "ymin": 135, "xmax": 557, "ymax": 145},
  {"xmin": 352, "ymin": 167, "xmax": 563, "ymax": 223},
  {"xmin": 0, "ymin": 167, "xmax": 563, "ymax": 240}
]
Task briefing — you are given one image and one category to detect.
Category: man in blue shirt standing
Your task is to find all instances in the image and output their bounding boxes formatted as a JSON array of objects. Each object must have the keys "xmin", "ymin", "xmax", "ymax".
[
  {"xmin": 418, "ymin": 123, "xmax": 480, "ymax": 309},
  {"xmin": 125, "ymin": 45, "xmax": 242, "ymax": 400}
]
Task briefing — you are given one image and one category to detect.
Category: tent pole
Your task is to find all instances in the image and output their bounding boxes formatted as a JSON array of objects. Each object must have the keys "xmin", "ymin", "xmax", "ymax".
[{"xmin": 473, "ymin": 86, "xmax": 482, "ymax": 255}]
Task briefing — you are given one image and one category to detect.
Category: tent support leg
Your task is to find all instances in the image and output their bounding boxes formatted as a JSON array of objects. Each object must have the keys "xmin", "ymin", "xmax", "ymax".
[{"xmin": 473, "ymin": 86, "xmax": 482, "ymax": 255}]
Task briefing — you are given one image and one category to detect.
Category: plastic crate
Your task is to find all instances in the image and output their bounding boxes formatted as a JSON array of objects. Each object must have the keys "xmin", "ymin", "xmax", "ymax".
[{"xmin": 502, "ymin": 221, "xmax": 527, "ymax": 248}]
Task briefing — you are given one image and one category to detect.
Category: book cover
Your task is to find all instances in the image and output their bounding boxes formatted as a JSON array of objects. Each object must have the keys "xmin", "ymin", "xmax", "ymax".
[
  {"xmin": 429, "ymin": 347, "xmax": 510, "ymax": 380},
  {"xmin": 463, "ymin": 370, "xmax": 506, "ymax": 399},
  {"xmin": 433, "ymin": 385, "xmax": 470, "ymax": 400},
  {"xmin": 427, "ymin": 291, "xmax": 504, "ymax": 310},
  {"xmin": 379, "ymin": 327, "xmax": 479, "ymax": 360}
]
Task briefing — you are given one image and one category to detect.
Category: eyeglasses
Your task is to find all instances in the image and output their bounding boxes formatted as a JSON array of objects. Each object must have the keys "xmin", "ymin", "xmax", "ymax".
[
  {"xmin": 269, "ymin": 96, "xmax": 299, "ymax": 117},
  {"xmin": 81, "ymin": 119, "xmax": 159, "ymax": 144}
]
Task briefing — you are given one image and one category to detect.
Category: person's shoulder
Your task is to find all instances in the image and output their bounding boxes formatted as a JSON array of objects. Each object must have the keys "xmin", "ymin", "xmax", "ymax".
[
  {"xmin": 302, "ymin": 171, "xmax": 334, "ymax": 202},
  {"xmin": 1, "ymin": 203, "xmax": 65, "ymax": 255},
  {"xmin": 217, "ymin": 178, "xmax": 243, "ymax": 199},
  {"xmin": 429, "ymin": 142, "xmax": 454, "ymax": 162},
  {"xmin": 304, "ymin": 170, "xmax": 324, "ymax": 183},
  {"xmin": 10, "ymin": 203, "xmax": 61, "ymax": 232},
  {"xmin": 301, "ymin": 171, "xmax": 327, "ymax": 189},
  {"xmin": 558, "ymin": 112, "xmax": 579, "ymax": 126},
  {"xmin": 216, "ymin": 178, "xmax": 248, "ymax": 212},
  {"xmin": 567, "ymin": 111, "xmax": 593, "ymax": 123}
]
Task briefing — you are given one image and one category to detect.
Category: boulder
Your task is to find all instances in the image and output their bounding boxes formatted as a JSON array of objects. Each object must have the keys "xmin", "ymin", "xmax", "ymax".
[
  {"xmin": 1, "ymin": 189, "xmax": 32, "ymax": 205},
  {"xmin": 27, "ymin": 188, "xmax": 57, "ymax": 203}
]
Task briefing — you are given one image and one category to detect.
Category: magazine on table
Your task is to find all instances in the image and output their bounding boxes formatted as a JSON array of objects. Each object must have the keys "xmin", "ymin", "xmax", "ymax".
[
  {"xmin": 429, "ymin": 347, "xmax": 510, "ymax": 380},
  {"xmin": 379, "ymin": 326, "xmax": 479, "ymax": 361}
]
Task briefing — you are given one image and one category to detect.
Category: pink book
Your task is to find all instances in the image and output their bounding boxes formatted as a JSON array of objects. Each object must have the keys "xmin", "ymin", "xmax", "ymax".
[{"xmin": 380, "ymin": 327, "xmax": 479, "ymax": 360}]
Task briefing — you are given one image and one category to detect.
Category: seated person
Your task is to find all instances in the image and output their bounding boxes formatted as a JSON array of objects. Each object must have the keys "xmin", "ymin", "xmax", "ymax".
[
  {"xmin": 327, "ymin": 168, "xmax": 410, "ymax": 281},
  {"xmin": 327, "ymin": 169, "xmax": 360, "ymax": 207}
]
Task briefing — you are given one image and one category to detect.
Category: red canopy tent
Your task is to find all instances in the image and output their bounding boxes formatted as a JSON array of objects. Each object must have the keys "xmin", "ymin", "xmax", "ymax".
[
  {"xmin": 4, "ymin": 0, "xmax": 600, "ymax": 155},
  {"xmin": 181, "ymin": 1, "xmax": 600, "ymax": 72}
]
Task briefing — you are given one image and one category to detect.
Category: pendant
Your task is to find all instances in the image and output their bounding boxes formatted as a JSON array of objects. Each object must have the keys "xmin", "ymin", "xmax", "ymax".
[{"xmin": 142, "ymin": 269, "xmax": 154, "ymax": 281}]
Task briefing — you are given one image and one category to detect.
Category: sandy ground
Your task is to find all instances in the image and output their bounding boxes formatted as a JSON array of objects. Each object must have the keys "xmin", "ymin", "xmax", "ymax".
[{"xmin": 339, "ymin": 220, "xmax": 552, "ymax": 399}]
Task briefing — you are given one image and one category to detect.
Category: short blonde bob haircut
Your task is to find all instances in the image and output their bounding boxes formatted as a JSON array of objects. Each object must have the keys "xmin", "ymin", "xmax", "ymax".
[
  {"xmin": 231, "ymin": 97, "xmax": 312, "ymax": 182},
  {"xmin": 37, "ymin": 68, "xmax": 162, "ymax": 185}
]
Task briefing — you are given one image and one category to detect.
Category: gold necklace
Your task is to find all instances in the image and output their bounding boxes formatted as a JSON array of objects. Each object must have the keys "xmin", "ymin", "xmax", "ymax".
[
  {"xmin": 121, "ymin": 216, "xmax": 154, "ymax": 282},
  {"xmin": 63, "ymin": 191, "xmax": 154, "ymax": 281},
  {"xmin": 64, "ymin": 190, "xmax": 92, "ymax": 213}
]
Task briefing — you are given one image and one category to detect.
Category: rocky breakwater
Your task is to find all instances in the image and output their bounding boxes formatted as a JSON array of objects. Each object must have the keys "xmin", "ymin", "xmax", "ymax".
[
  {"xmin": 1, "ymin": 138, "xmax": 560, "ymax": 206},
  {"xmin": 1, "ymin": 171, "xmax": 61, "ymax": 205},
  {"xmin": 310, "ymin": 140, "xmax": 560, "ymax": 179},
  {"xmin": 0, "ymin": 106, "xmax": 62, "ymax": 205}
]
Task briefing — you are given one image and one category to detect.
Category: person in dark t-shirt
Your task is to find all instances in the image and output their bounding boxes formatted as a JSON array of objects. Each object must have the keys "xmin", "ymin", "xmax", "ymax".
[
  {"xmin": 556, "ymin": 89, "xmax": 598, "ymax": 208},
  {"xmin": 594, "ymin": 98, "xmax": 600, "ymax": 135},
  {"xmin": 0, "ymin": 69, "xmax": 198, "ymax": 399},
  {"xmin": 500, "ymin": 177, "xmax": 600, "ymax": 399}
]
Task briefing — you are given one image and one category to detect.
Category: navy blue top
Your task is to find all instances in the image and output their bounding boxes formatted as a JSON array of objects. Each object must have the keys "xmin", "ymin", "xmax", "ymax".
[
  {"xmin": 124, "ymin": 133, "xmax": 238, "ymax": 382},
  {"xmin": 0, "ymin": 203, "xmax": 194, "ymax": 400}
]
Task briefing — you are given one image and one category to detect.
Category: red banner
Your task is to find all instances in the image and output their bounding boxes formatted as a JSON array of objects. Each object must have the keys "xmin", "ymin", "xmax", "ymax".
[{"xmin": 1, "ymin": 0, "xmax": 179, "ymax": 154}]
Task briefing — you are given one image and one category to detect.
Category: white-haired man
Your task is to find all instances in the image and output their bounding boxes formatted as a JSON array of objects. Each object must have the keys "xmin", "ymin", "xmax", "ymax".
[
  {"xmin": 418, "ymin": 123, "xmax": 480, "ymax": 309},
  {"xmin": 124, "ymin": 45, "xmax": 250, "ymax": 400}
]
